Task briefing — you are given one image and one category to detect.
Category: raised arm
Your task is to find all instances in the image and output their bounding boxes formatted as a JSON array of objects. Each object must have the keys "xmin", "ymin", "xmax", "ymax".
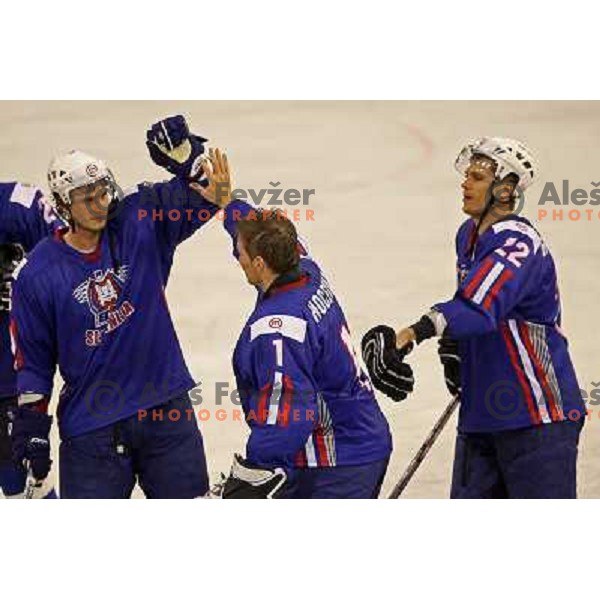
[
  {"xmin": 140, "ymin": 115, "xmax": 221, "ymax": 250},
  {"xmin": 0, "ymin": 182, "xmax": 59, "ymax": 251}
]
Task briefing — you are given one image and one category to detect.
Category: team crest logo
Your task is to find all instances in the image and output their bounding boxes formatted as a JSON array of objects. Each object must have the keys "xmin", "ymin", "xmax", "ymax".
[
  {"xmin": 269, "ymin": 317, "xmax": 283, "ymax": 329},
  {"xmin": 73, "ymin": 266, "xmax": 135, "ymax": 345},
  {"xmin": 86, "ymin": 163, "xmax": 99, "ymax": 178}
]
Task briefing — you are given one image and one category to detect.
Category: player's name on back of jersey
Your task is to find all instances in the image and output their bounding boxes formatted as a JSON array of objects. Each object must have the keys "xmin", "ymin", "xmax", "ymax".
[{"xmin": 308, "ymin": 276, "xmax": 335, "ymax": 324}]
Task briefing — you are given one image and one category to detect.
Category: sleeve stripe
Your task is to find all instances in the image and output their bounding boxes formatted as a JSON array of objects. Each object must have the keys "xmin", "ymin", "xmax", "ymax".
[
  {"xmin": 463, "ymin": 257, "xmax": 494, "ymax": 298},
  {"xmin": 518, "ymin": 322, "xmax": 563, "ymax": 421},
  {"xmin": 279, "ymin": 375, "xmax": 294, "ymax": 428},
  {"xmin": 471, "ymin": 262, "xmax": 505, "ymax": 304},
  {"xmin": 305, "ymin": 437, "xmax": 318, "ymax": 467},
  {"xmin": 482, "ymin": 269, "xmax": 514, "ymax": 310},
  {"xmin": 257, "ymin": 382, "xmax": 270, "ymax": 424},
  {"xmin": 9, "ymin": 318, "xmax": 23, "ymax": 370},
  {"xmin": 508, "ymin": 320, "xmax": 551, "ymax": 424},
  {"xmin": 266, "ymin": 371, "xmax": 283, "ymax": 425},
  {"xmin": 500, "ymin": 322, "xmax": 543, "ymax": 426}
]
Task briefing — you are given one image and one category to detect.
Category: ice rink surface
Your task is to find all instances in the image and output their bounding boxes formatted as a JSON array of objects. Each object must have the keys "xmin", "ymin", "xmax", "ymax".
[{"xmin": 1, "ymin": 101, "xmax": 598, "ymax": 498}]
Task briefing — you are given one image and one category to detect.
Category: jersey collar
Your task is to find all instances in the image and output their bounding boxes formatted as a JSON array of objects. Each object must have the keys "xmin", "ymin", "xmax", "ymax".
[{"xmin": 263, "ymin": 267, "xmax": 310, "ymax": 299}]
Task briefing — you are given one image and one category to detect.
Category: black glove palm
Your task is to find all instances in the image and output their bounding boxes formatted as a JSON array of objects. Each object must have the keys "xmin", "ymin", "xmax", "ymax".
[{"xmin": 361, "ymin": 325, "xmax": 415, "ymax": 402}]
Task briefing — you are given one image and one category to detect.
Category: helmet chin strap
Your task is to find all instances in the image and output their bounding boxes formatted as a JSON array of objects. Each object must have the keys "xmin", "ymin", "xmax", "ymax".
[
  {"xmin": 53, "ymin": 192, "xmax": 75, "ymax": 232},
  {"xmin": 67, "ymin": 205, "xmax": 76, "ymax": 232},
  {"xmin": 468, "ymin": 183, "xmax": 497, "ymax": 259}
]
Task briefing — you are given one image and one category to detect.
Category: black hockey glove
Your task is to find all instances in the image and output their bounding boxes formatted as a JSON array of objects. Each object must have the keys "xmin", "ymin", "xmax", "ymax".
[
  {"xmin": 222, "ymin": 455, "xmax": 287, "ymax": 499},
  {"xmin": 361, "ymin": 325, "xmax": 415, "ymax": 402},
  {"xmin": 11, "ymin": 405, "xmax": 52, "ymax": 482},
  {"xmin": 437, "ymin": 335, "xmax": 461, "ymax": 397},
  {"xmin": 146, "ymin": 115, "xmax": 208, "ymax": 180}
]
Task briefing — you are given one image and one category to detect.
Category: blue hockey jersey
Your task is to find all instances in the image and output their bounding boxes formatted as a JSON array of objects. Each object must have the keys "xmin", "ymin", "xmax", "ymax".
[
  {"xmin": 434, "ymin": 215, "xmax": 585, "ymax": 433},
  {"xmin": 0, "ymin": 182, "xmax": 58, "ymax": 398},
  {"xmin": 11, "ymin": 178, "xmax": 219, "ymax": 439},
  {"xmin": 224, "ymin": 201, "xmax": 392, "ymax": 470}
]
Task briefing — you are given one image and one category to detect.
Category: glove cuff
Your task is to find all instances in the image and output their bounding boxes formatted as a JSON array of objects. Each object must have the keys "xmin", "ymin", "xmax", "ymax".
[
  {"xmin": 409, "ymin": 315, "xmax": 436, "ymax": 344},
  {"xmin": 410, "ymin": 309, "xmax": 447, "ymax": 343},
  {"xmin": 15, "ymin": 405, "xmax": 52, "ymax": 436}
]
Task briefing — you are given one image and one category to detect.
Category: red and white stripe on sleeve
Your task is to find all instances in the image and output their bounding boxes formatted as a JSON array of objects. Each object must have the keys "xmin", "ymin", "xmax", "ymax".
[{"xmin": 462, "ymin": 257, "xmax": 514, "ymax": 311}]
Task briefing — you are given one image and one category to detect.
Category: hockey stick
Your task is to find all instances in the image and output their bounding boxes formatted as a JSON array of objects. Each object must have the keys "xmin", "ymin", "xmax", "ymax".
[
  {"xmin": 23, "ymin": 460, "xmax": 44, "ymax": 499},
  {"xmin": 23, "ymin": 461, "xmax": 36, "ymax": 499},
  {"xmin": 388, "ymin": 394, "xmax": 460, "ymax": 499}
]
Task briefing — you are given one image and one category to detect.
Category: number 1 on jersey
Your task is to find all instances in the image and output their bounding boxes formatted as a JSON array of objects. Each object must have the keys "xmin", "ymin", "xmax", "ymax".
[{"xmin": 272, "ymin": 338, "xmax": 283, "ymax": 368}]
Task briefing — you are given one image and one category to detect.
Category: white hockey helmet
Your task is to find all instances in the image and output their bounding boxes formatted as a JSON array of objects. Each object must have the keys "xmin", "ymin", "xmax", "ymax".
[
  {"xmin": 47, "ymin": 150, "xmax": 117, "ymax": 209},
  {"xmin": 454, "ymin": 137, "xmax": 538, "ymax": 190}
]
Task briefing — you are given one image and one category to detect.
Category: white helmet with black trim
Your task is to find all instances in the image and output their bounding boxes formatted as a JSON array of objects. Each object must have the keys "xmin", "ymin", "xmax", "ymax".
[
  {"xmin": 454, "ymin": 137, "xmax": 538, "ymax": 190},
  {"xmin": 47, "ymin": 150, "xmax": 119, "ymax": 221}
]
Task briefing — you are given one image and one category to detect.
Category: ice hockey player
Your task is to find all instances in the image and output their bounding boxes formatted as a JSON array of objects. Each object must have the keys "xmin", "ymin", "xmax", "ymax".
[
  {"xmin": 0, "ymin": 182, "xmax": 59, "ymax": 499},
  {"xmin": 10, "ymin": 115, "xmax": 220, "ymax": 498},
  {"xmin": 184, "ymin": 148, "xmax": 413, "ymax": 498},
  {"xmin": 362, "ymin": 137, "xmax": 586, "ymax": 498}
]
